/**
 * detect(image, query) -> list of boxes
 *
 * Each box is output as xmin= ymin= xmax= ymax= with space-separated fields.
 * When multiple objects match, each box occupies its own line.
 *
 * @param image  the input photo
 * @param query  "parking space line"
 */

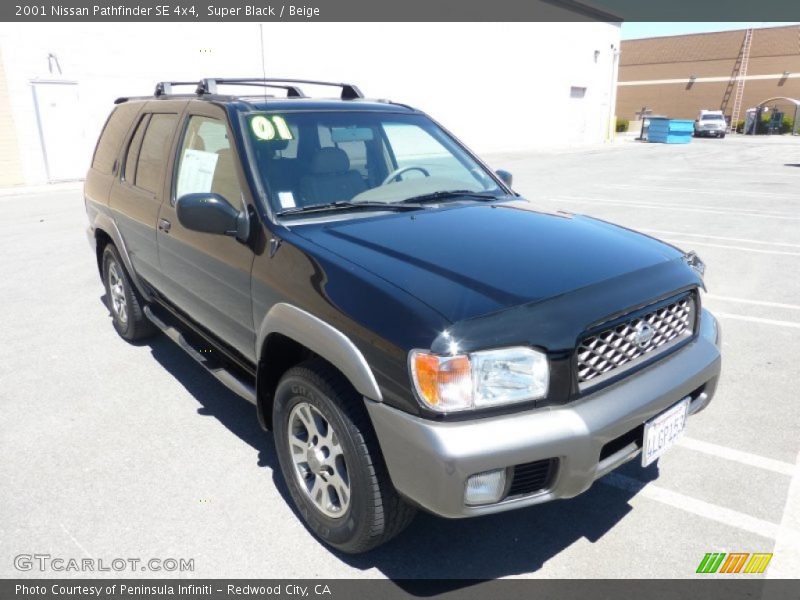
xmin=637 ymin=229 xmax=800 ymax=250
xmin=703 ymin=295 xmax=800 ymax=312
xmin=558 ymin=195 xmax=791 ymax=216
xmin=552 ymin=196 xmax=800 ymax=221
xmin=766 ymin=451 xmax=800 ymax=579
xmin=714 ymin=312 xmax=800 ymax=329
xmin=677 ymin=437 xmax=795 ymax=477
xmin=663 ymin=239 xmax=800 ymax=257
xmin=601 ymin=472 xmax=780 ymax=540
xmin=59 ymin=523 xmax=93 ymax=558
xmin=600 ymin=183 xmax=800 ymax=200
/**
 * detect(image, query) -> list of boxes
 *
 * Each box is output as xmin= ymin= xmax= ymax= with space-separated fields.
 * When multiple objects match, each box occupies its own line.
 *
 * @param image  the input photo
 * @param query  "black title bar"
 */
xmin=4 ymin=0 xmax=800 ymax=22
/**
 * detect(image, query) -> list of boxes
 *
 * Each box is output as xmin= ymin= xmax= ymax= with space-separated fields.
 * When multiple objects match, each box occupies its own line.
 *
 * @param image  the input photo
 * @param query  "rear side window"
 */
xmin=123 ymin=115 xmax=149 ymax=183
xmin=91 ymin=104 xmax=139 ymax=174
xmin=135 ymin=114 xmax=178 ymax=193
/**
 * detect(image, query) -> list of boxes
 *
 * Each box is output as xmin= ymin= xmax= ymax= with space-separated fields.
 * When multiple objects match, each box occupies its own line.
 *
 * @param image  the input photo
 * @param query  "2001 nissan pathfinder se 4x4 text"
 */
xmin=84 ymin=78 xmax=722 ymax=553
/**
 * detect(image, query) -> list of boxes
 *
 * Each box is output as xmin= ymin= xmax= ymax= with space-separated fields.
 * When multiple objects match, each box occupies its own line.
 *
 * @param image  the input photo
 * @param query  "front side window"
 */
xmin=175 ymin=116 xmax=243 ymax=209
xmin=243 ymin=111 xmax=503 ymax=217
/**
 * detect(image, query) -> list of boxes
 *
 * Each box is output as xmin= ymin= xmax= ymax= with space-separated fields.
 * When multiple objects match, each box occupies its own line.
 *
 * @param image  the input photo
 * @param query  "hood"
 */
xmin=293 ymin=201 xmax=685 ymax=323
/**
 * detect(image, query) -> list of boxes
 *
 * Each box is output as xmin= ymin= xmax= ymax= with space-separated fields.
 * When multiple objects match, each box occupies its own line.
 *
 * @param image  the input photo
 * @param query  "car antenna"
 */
xmin=259 ymin=24 xmax=267 ymax=103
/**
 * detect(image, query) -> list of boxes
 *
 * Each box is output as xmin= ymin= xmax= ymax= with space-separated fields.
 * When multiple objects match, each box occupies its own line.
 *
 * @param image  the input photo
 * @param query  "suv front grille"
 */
xmin=577 ymin=294 xmax=695 ymax=388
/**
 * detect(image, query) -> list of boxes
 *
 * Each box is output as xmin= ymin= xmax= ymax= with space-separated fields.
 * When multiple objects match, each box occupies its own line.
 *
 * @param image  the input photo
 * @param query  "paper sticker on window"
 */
xmin=277 ymin=191 xmax=296 ymax=209
xmin=176 ymin=149 xmax=218 ymax=199
xmin=251 ymin=115 xmax=293 ymax=141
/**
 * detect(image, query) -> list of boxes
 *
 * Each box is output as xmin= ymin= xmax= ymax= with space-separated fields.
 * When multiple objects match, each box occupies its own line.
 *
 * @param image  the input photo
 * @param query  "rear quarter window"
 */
xmin=91 ymin=104 xmax=140 ymax=174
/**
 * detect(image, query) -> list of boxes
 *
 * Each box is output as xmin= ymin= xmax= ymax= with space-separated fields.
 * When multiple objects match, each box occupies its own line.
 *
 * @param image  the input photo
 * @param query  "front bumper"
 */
xmin=367 ymin=308 xmax=721 ymax=518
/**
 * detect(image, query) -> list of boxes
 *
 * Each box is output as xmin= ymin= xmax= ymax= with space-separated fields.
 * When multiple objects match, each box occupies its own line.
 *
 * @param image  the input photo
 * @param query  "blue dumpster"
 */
xmin=647 ymin=118 xmax=694 ymax=144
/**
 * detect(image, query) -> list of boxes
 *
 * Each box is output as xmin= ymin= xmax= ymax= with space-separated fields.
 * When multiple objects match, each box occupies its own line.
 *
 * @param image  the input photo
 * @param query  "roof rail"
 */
xmin=154 ymin=81 xmax=198 ymax=97
xmin=196 ymin=78 xmax=364 ymax=100
xmin=154 ymin=78 xmax=364 ymax=100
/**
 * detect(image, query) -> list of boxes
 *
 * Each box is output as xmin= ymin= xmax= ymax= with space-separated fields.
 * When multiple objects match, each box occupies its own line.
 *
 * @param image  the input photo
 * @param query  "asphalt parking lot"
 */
xmin=0 ymin=134 xmax=798 ymax=581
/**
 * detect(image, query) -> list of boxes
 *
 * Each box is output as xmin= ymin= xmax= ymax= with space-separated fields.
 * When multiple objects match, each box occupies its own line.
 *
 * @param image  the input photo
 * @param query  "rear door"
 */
xmin=156 ymin=103 xmax=257 ymax=361
xmin=108 ymin=101 xmax=184 ymax=287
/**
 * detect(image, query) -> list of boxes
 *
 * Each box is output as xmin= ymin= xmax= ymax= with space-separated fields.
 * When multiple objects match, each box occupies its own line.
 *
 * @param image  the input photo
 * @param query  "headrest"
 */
xmin=310 ymin=147 xmax=350 ymax=174
xmin=188 ymin=135 xmax=205 ymax=151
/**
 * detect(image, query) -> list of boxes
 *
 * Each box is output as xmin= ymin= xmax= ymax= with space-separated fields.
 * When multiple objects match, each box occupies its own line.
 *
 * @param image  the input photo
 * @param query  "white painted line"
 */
xmin=677 ymin=437 xmax=795 ymax=477
xmin=601 ymin=472 xmax=781 ymax=540
xmin=704 ymin=294 xmax=800 ymax=312
xmin=714 ymin=312 xmax=800 ymax=329
xmin=766 ymin=450 xmax=800 ymax=579
xmin=558 ymin=195 xmax=791 ymax=216
xmin=552 ymin=196 xmax=800 ymax=221
xmin=619 ymin=72 xmax=800 ymax=87
xmin=60 ymin=523 xmax=93 ymax=558
xmin=638 ymin=229 xmax=800 ymax=250
xmin=662 ymin=239 xmax=800 ymax=257
xmin=641 ymin=174 xmax=800 ymax=185
xmin=601 ymin=183 xmax=800 ymax=201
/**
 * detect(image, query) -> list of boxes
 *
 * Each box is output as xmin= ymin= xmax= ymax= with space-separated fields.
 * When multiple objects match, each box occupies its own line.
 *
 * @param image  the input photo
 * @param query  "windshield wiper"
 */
xmin=398 ymin=190 xmax=500 ymax=204
xmin=276 ymin=200 xmax=420 ymax=217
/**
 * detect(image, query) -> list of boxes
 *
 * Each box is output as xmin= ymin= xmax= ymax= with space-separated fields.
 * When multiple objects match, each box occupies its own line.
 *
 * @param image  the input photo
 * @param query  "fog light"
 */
xmin=464 ymin=468 xmax=507 ymax=506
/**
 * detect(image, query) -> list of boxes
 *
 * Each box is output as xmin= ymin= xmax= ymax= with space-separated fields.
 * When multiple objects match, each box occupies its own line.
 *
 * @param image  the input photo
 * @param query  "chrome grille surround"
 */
xmin=577 ymin=294 xmax=696 ymax=388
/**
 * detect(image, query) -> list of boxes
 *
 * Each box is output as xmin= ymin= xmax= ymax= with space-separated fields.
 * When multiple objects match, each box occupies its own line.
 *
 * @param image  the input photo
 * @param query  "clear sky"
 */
xmin=621 ymin=22 xmax=800 ymax=40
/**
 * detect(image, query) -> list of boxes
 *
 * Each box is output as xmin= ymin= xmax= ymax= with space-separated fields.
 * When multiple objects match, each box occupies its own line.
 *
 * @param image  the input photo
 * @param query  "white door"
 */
xmin=32 ymin=81 xmax=85 ymax=181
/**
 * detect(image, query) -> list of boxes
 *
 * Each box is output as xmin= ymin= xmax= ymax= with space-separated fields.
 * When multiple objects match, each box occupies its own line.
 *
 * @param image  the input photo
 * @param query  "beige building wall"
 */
xmin=0 ymin=47 xmax=24 ymax=187
xmin=616 ymin=25 xmax=800 ymax=121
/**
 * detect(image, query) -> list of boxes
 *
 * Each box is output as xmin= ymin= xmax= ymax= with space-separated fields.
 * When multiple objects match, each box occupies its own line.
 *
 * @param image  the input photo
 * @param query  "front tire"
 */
xmin=273 ymin=359 xmax=415 ymax=553
xmin=102 ymin=244 xmax=155 ymax=342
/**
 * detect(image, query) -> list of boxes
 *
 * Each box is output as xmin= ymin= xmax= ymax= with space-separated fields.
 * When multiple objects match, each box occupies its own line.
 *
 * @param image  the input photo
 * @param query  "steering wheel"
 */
xmin=382 ymin=166 xmax=430 ymax=185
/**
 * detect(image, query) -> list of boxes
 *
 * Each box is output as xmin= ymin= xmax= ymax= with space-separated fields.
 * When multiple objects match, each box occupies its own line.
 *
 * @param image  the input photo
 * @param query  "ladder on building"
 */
xmin=720 ymin=28 xmax=754 ymax=132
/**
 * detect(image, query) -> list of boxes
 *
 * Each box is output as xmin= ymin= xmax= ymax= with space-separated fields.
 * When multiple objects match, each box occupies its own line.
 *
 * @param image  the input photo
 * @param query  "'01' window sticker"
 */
xmin=251 ymin=115 xmax=293 ymax=141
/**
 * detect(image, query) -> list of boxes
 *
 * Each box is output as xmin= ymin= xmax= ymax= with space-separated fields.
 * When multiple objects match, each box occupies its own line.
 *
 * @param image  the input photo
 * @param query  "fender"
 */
xmin=91 ymin=210 xmax=153 ymax=302
xmin=256 ymin=303 xmax=383 ymax=402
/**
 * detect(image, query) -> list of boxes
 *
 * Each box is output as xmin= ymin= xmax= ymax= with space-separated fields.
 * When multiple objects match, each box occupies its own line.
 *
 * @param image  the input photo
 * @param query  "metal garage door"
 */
xmin=32 ymin=80 xmax=85 ymax=182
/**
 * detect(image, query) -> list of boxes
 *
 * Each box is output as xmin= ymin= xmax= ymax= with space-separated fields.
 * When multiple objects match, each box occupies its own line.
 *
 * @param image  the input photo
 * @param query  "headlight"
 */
xmin=684 ymin=251 xmax=705 ymax=278
xmin=409 ymin=347 xmax=549 ymax=413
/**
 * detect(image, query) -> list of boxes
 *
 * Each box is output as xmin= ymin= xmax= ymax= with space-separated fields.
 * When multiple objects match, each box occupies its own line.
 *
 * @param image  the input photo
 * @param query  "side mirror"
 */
xmin=176 ymin=193 xmax=250 ymax=242
xmin=495 ymin=169 xmax=513 ymax=188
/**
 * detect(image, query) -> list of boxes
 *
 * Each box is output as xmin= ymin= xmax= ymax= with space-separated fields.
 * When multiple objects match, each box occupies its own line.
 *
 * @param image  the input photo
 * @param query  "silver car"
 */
xmin=694 ymin=112 xmax=727 ymax=138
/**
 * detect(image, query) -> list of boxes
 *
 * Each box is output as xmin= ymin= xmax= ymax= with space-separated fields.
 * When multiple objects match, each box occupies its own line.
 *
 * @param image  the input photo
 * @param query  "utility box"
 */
xmin=647 ymin=118 xmax=694 ymax=144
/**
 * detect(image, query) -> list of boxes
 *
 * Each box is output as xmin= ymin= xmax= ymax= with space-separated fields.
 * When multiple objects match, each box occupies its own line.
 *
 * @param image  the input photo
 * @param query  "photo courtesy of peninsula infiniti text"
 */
xmin=84 ymin=77 xmax=722 ymax=553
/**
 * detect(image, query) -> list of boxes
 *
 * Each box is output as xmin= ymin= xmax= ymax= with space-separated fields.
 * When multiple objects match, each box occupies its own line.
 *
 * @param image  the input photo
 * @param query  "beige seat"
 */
xmin=299 ymin=147 xmax=366 ymax=205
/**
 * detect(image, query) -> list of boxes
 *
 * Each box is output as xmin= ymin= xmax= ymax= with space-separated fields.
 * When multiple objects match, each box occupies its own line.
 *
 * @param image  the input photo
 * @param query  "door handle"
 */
xmin=158 ymin=218 xmax=171 ymax=233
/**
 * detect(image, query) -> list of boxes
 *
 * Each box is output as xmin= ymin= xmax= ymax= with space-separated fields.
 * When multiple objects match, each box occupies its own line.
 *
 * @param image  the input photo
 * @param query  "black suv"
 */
xmin=85 ymin=78 xmax=722 ymax=553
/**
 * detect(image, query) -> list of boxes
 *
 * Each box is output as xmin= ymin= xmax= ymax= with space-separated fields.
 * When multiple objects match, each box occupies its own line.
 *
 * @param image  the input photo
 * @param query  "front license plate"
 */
xmin=642 ymin=398 xmax=689 ymax=467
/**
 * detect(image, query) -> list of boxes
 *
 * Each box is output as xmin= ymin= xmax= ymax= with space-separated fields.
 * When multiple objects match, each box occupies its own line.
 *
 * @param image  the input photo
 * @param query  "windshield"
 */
xmin=242 ymin=111 xmax=504 ymax=216
xmin=701 ymin=114 xmax=725 ymax=121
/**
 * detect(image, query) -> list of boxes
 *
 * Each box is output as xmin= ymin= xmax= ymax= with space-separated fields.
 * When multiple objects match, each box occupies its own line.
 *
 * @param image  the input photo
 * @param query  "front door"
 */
xmin=156 ymin=105 xmax=256 ymax=361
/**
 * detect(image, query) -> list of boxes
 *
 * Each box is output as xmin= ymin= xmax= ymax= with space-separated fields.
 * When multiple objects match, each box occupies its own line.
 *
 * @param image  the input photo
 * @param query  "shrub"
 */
xmin=735 ymin=115 xmax=794 ymax=134
xmin=616 ymin=118 xmax=630 ymax=133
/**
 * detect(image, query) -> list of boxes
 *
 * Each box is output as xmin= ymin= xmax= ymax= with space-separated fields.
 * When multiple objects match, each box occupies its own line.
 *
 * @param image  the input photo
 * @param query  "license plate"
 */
xmin=642 ymin=398 xmax=689 ymax=467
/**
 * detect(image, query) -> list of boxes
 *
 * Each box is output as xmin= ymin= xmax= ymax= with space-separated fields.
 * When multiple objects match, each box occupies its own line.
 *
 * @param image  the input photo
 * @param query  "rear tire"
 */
xmin=101 ymin=244 xmax=155 ymax=342
xmin=273 ymin=359 xmax=416 ymax=553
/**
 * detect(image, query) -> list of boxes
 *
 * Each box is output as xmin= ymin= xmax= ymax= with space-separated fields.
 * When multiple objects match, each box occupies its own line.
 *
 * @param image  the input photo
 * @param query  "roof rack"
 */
xmin=153 ymin=78 xmax=364 ymax=100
